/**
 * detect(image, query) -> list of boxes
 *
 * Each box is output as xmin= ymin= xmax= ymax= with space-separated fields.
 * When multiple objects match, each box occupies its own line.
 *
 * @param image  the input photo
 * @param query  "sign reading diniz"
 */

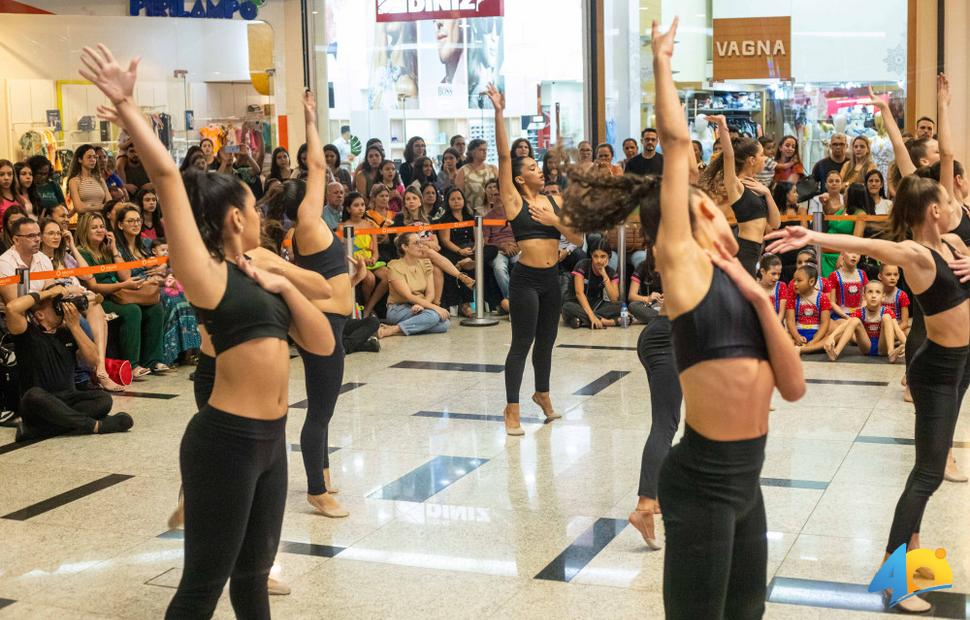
xmin=712 ymin=16 xmax=791 ymax=81
xmin=376 ymin=0 xmax=503 ymax=22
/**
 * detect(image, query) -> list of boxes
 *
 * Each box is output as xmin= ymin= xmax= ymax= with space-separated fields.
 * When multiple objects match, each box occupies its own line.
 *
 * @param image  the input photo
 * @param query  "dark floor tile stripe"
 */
xmin=760 ymin=478 xmax=829 ymax=490
xmin=0 ymin=599 xmax=14 ymax=610
xmin=573 ymin=371 xmax=630 ymax=396
xmin=558 ymin=344 xmax=637 ymax=352
xmin=290 ymin=383 xmax=366 ymax=409
xmin=2 ymin=473 xmax=134 ymax=521
xmin=0 ymin=438 xmax=43 ymax=455
xmin=158 ymin=530 xmax=346 ymax=558
xmin=367 ymin=455 xmax=488 ymax=502
xmin=767 ymin=576 xmax=968 ymax=618
xmin=534 ymin=517 xmax=628 ymax=582
xmin=288 ymin=443 xmax=340 ymax=454
xmin=413 ymin=410 xmax=546 ymax=424
xmin=805 ymin=378 xmax=888 ymax=386
xmin=391 ymin=360 xmax=504 ymax=373
xmin=116 ymin=391 xmax=179 ymax=400
xmin=857 ymin=435 xmax=970 ymax=449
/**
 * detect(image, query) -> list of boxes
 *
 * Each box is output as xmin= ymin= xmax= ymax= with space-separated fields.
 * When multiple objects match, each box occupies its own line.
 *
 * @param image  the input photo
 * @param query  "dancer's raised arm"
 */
xmin=936 ymin=74 xmax=955 ymax=199
xmin=79 ymin=44 xmax=223 ymax=308
xmin=297 ymin=90 xmax=329 ymax=231
xmin=864 ymin=86 xmax=916 ymax=177
xmin=487 ymin=85 xmax=521 ymax=217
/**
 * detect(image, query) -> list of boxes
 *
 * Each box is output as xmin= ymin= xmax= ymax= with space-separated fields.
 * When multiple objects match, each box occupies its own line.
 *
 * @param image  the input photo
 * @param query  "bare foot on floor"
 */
xmin=824 ymin=340 xmax=837 ymax=362
xmin=628 ymin=510 xmax=662 ymax=550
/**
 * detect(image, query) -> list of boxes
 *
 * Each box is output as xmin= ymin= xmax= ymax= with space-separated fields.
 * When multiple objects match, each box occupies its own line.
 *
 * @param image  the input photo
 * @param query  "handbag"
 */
xmin=795 ymin=176 xmax=821 ymax=202
xmin=112 ymin=280 xmax=161 ymax=306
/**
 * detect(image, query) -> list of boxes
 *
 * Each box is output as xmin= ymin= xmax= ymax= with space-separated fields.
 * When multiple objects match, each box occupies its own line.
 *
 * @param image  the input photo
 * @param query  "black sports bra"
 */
xmin=511 ymin=194 xmax=561 ymax=242
xmin=671 ymin=266 xmax=768 ymax=373
xmin=731 ymin=188 xmax=767 ymax=224
xmin=292 ymin=234 xmax=348 ymax=279
xmin=949 ymin=207 xmax=970 ymax=246
xmin=913 ymin=241 xmax=968 ymax=316
xmin=193 ymin=261 xmax=291 ymax=355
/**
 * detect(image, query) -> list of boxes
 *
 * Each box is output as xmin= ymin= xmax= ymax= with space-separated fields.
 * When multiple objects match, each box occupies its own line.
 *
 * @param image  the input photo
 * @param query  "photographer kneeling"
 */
xmin=7 ymin=284 xmax=133 ymax=442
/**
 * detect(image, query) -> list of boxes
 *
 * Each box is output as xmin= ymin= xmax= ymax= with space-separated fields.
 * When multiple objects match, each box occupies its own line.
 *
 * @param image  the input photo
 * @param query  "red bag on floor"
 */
xmin=105 ymin=358 xmax=133 ymax=386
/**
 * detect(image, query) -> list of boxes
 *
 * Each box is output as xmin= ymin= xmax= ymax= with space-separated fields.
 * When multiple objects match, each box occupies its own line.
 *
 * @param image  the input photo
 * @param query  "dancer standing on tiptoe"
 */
xmin=80 ymin=44 xmax=334 ymax=619
xmin=485 ymin=84 xmax=583 ymax=436
xmin=767 ymin=74 xmax=969 ymax=616
xmin=562 ymin=19 xmax=804 ymax=618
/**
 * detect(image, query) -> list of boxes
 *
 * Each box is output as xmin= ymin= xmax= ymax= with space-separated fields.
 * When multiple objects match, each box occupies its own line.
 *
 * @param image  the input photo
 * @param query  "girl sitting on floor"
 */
xmin=756 ymin=253 xmax=786 ymax=323
xmin=786 ymin=263 xmax=831 ymax=354
xmin=562 ymin=238 xmax=622 ymax=329
xmin=878 ymin=263 xmax=911 ymax=334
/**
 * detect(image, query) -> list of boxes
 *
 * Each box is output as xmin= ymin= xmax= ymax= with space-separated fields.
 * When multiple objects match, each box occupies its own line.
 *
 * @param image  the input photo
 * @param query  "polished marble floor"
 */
xmin=1 ymin=321 xmax=969 ymax=619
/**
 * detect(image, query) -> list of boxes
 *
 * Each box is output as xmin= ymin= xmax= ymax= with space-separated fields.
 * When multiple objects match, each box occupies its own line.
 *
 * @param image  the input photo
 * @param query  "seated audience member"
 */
xmin=756 ymin=253 xmax=787 ymax=322
xmin=324 ymin=144 xmax=353 ymax=191
xmin=341 ymin=192 xmax=388 ymax=318
xmin=7 ymin=284 xmax=132 ymax=442
xmin=483 ymin=179 xmax=516 ymax=313
xmin=562 ymin=239 xmax=621 ymax=329
xmin=14 ymin=162 xmax=39 ymax=216
xmin=367 ymin=184 xmax=397 ymax=264
xmin=543 ymin=184 xmax=585 ymax=272
xmin=0 ymin=160 xmax=18 ymax=218
xmin=115 ymin=204 xmax=199 ymax=366
xmin=421 ymin=181 xmax=443 ymax=221
xmin=375 ymin=159 xmax=405 ymax=213
xmin=96 ymin=147 xmax=127 ymax=202
xmin=826 ymin=280 xmax=905 ymax=362
xmin=436 ymin=187 xmax=476 ymax=318
xmin=323 ymin=181 xmax=345 ymax=232
xmin=178 ymin=146 xmax=208 ymax=174
xmin=28 ymin=155 xmax=66 ymax=216
xmin=787 ymin=263 xmax=832 ymax=354
xmin=137 ymin=190 xmax=164 ymax=242
xmin=408 ymin=156 xmax=438 ymax=192
xmin=0 ymin=205 xmax=29 ymax=253
xmin=76 ymin=212 xmax=168 ymax=378
xmin=378 ymin=232 xmax=450 ymax=338
xmin=67 ymin=145 xmax=110 ymax=216
xmin=0 ymin=219 xmax=52 ymax=294
xmin=878 ymin=263 xmax=910 ymax=334
xmin=33 ymin=218 xmax=124 ymax=392
xmin=628 ymin=246 xmax=662 ymax=325
xmin=436 ymin=148 xmax=461 ymax=195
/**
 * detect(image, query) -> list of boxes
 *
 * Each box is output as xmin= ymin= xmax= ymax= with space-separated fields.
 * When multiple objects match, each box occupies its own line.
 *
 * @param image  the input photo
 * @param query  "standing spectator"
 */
xmin=811 ymin=133 xmax=849 ymax=187
xmin=542 ymin=150 xmax=568 ymax=191
xmin=399 ymin=136 xmax=428 ymax=187
xmin=6 ymin=285 xmax=132 ymax=442
xmin=436 ymin=148 xmax=461 ymax=194
xmin=624 ymin=128 xmax=664 ymax=177
xmin=215 ymin=144 xmax=263 ymax=201
xmin=28 ymin=155 xmax=66 ymax=216
xmin=773 ymin=135 xmax=805 ymax=184
xmin=76 ymin=212 xmax=167 ymax=378
xmin=455 ymin=139 xmax=497 ymax=215
xmin=354 ymin=145 xmax=384 ymax=200
xmin=840 ymin=136 xmax=877 ymax=186
xmin=692 ymin=140 xmax=707 ymax=172
xmin=179 ymin=146 xmax=207 ymax=174
xmin=573 ymin=141 xmax=595 ymax=175
xmin=620 ymin=138 xmax=639 ymax=171
xmin=13 ymin=162 xmax=39 ymax=216
xmin=595 ymin=143 xmax=623 ymax=176
xmin=332 ymin=125 xmax=356 ymax=168
xmin=511 ymin=138 xmax=534 ymax=160
xmin=0 ymin=160 xmax=19 ymax=219
xmin=755 ymin=136 xmax=776 ymax=187
xmin=449 ymin=135 xmax=466 ymax=166
xmin=199 ymin=137 xmax=216 ymax=168
xmin=324 ymin=145 xmax=353 ymax=191
xmin=118 ymin=143 xmax=153 ymax=196
xmin=378 ymin=232 xmax=451 ymax=338
xmin=915 ymin=116 xmax=936 ymax=140
xmin=137 ymin=190 xmax=165 ymax=242
xmin=66 ymin=145 xmax=110 ymax=216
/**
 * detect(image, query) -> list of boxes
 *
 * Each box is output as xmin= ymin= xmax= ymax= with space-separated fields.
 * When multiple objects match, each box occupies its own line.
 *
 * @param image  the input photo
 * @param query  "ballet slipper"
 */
xmin=503 ymin=404 xmax=524 ymax=436
xmin=628 ymin=510 xmax=662 ymax=550
xmin=889 ymin=344 xmax=905 ymax=364
xmin=532 ymin=392 xmax=561 ymax=421
xmin=945 ymin=454 xmax=968 ymax=483
xmin=884 ymin=590 xmax=932 ymax=613
xmin=307 ymin=493 xmax=349 ymax=518
xmin=323 ymin=468 xmax=338 ymax=494
xmin=824 ymin=340 xmax=838 ymax=362
xmin=167 ymin=489 xmax=185 ymax=529
xmin=267 ymin=576 xmax=291 ymax=596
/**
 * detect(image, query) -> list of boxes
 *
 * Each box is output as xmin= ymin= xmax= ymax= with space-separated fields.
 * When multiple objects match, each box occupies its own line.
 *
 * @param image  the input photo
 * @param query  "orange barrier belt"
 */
xmin=283 ymin=219 xmax=512 ymax=248
xmin=0 ymin=256 xmax=169 ymax=287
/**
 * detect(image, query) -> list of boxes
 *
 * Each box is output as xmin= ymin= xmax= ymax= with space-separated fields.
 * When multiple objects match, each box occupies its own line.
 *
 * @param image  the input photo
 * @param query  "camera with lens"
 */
xmin=53 ymin=294 xmax=89 ymax=316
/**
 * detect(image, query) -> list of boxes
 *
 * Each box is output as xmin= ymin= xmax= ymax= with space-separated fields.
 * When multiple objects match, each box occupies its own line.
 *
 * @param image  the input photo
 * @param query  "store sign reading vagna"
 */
xmin=712 ymin=16 xmax=791 ymax=81
xmin=376 ymin=0 xmax=504 ymax=23
xmin=130 ymin=0 xmax=262 ymax=20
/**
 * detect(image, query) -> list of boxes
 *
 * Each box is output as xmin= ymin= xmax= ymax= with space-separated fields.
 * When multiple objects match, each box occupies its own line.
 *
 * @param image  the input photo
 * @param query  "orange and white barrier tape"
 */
xmin=0 ymin=256 xmax=169 ymax=287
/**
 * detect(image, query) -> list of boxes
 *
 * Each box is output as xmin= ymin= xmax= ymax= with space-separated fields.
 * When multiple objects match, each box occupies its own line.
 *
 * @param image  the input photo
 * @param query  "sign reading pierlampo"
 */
xmin=376 ymin=0 xmax=503 ymax=23
xmin=712 ymin=16 xmax=791 ymax=81
xmin=130 ymin=0 xmax=263 ymax=20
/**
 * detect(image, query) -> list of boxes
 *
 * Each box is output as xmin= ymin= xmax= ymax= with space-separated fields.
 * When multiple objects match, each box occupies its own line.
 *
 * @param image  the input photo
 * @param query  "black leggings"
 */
xmin=736 ymin=238 xmax=763 ymax=277
xmin=658 ymin=425 xmax=767 ymax=620
xmin=193 ymin=352 xmax=215 ymax=409
xmin=167 ymin=406 xmax=287 ymax=620
xmin=19 ymin=387 xmax=112 ymax=439
xmin=888 ymin=339 xmax=970 ymax=552
xmin=636 ymin=318 xmax=682 ymax=499
xmin=505 ymin=263 xmax=561 ymax=403
xmin=299 ymin=313 xmax=347 ymax=495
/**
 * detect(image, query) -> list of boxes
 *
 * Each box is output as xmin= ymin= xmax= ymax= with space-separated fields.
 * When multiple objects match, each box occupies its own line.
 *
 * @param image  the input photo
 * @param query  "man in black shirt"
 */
xmin=7 ymin=285 xmax=132 ymax=442
xmin=810 ymin=133 xmax=848 ymax=186
xmin=122 ymin=144 xmax=153 ymax=196
xmin=624 ymin=128 xmax=664 ymax=177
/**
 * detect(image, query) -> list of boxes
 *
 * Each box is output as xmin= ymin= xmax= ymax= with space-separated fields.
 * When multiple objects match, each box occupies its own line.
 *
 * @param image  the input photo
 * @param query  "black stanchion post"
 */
xmin=461 ymin=215 xmax=498 ymax=327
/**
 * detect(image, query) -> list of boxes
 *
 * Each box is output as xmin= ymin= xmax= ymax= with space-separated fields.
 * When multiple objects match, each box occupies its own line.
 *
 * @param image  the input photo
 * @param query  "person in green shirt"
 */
xmin=27 ymin=156 xmax=66 ymax=217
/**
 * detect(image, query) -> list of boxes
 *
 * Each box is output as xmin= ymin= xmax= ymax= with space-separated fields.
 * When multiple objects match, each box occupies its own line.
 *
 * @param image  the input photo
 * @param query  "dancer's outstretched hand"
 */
xmin=706 ymin=239 xmax=766 ymax=304
xmin=79 ymin=44 xmax=140 ymax=105
xmin=303 ymin=89 xmax=317 ymax=124
xmin=948 ymin=249 xmax=970 ymax=282
xmin=764 ymin=226 xmax=813 ymax=255
xmin=485 ymin=84 xmax=504 ymax=111
xmin=651 ymin=17 xmax=679 ymax=59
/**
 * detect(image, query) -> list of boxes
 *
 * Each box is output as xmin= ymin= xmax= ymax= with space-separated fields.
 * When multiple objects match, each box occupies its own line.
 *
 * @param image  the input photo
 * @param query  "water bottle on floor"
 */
xmin=619 ymin=303 xmax=630 ymax=328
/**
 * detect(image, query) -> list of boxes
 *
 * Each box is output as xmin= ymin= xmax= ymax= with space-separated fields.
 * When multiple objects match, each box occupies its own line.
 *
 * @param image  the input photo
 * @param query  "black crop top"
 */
xmin=671 ymin=266 xmax=769 ymax=373
xmin=949 ymin=207 xmax=970 ymax=246
xmin=511 ymin=195 xmax=562 ymax=242
xmin=292 ymin=235 xmax=348 ymax=279
xmin=193 ymin=261 xmax=291 ymax=355
xmin=913 ymin=241 xmax=968 ymax=316
xmin=731 ymin=188 xmax=767 ymax=224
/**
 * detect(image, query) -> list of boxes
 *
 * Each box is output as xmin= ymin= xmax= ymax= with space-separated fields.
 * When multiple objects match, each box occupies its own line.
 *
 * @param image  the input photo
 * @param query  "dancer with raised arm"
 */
xmin=79 ymin=45 xmax=334 ymax=619
xmin=485 ymin=85 xmax=583 ymax=435
xmin=767 ymin=76 xmax=968 ymax=614
xmin=562 ymin=19 xmax=804 ymax=618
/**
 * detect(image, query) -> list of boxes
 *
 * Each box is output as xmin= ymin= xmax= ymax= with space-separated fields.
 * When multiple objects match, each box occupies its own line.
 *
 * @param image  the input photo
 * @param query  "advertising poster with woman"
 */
xmin=417 ymin=18 xmax=468 ymax=112
xmin=369 ymin=20 xmax=419 ymax=110
xmin=467 ymin=16 xmax=503 ymax=109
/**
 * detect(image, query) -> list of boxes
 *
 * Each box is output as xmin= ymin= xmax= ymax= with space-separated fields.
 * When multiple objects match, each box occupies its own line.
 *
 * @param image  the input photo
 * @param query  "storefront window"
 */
xmin=318 ymin=0 xmax=585 ymax=166
xmin=605 ymin=0 xmax=909 ymax=176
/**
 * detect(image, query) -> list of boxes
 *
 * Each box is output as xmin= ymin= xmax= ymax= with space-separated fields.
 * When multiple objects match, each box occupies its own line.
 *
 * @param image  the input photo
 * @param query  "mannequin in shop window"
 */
xmin=773 ymin=135 xmax=805 ymax=184
xmin=66 ymin=145 xmax=110 ymax=216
